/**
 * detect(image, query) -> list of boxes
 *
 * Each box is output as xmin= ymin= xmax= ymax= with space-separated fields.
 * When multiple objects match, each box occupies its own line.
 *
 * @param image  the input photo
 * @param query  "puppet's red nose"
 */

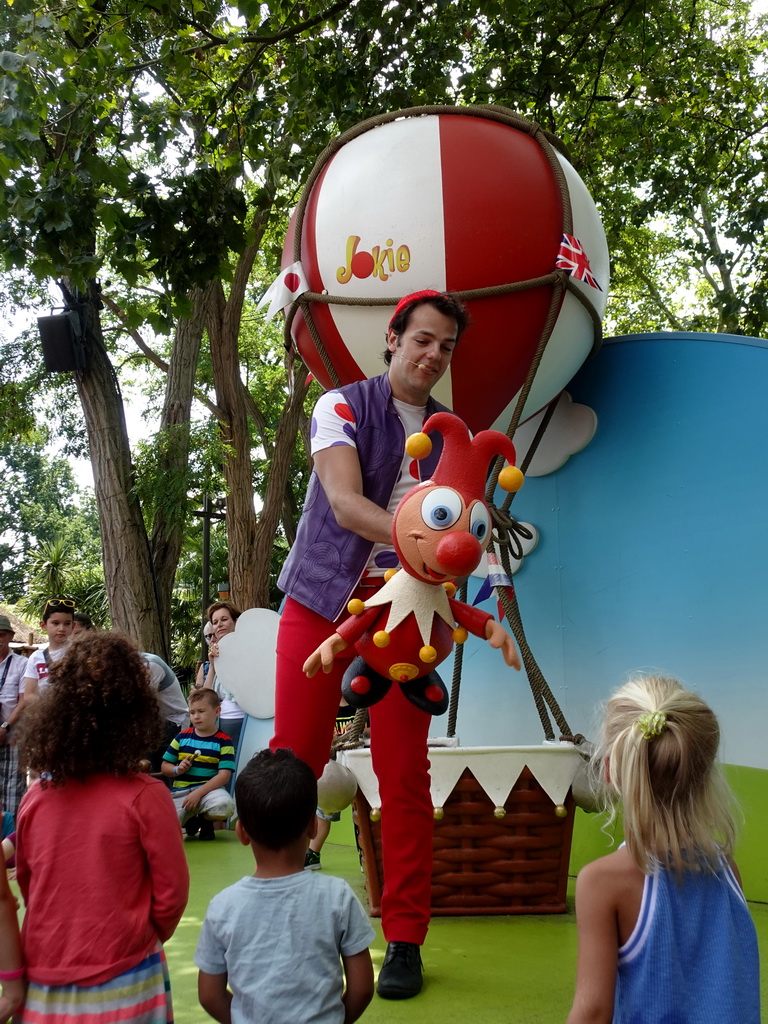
xmin=435 ymin=532 xmax=483 ymax=578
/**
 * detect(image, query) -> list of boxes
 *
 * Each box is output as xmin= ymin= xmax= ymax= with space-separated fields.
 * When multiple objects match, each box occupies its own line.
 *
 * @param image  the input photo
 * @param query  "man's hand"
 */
xmin=484 ymin=620 xmax=521 ymax=670
xmin=303 ymin=634 xmax=349 ymax=677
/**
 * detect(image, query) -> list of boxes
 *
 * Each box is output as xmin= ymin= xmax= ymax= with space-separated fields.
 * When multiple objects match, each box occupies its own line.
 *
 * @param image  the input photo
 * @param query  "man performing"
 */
xmin=272 ymin=290 xmax=470 ymax=1000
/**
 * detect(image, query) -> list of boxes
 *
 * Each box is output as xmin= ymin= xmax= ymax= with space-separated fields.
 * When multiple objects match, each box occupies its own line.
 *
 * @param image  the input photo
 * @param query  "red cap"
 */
xmin=389 ymin=289 xmax=442 ymax=328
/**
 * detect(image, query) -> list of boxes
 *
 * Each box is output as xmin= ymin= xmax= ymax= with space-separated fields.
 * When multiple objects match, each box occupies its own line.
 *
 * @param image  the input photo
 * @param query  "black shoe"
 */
xmin=199 ymin=818 xmax=215 ymax=841
xmin=304 ymin=850 xmax=322 ymax=870
xmin=184 ymin=815 xmax=202 ymax=838
xmin=376 ymin=941 xmax=423 ymax=999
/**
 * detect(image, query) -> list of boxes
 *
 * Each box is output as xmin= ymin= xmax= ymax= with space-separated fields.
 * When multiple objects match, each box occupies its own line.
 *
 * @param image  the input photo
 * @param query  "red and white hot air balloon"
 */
xmin=275 ymin=107 xmax=609 ymax=435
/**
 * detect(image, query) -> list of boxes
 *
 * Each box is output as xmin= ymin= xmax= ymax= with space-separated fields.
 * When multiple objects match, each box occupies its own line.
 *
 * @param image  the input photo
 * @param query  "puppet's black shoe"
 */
xmin=342 ymin=657 xmax=392 ymax=708
xmin=377 ymin=942 xmax=423 ymax=999
xmin=401 ymin=671 xmax=449 ymax=715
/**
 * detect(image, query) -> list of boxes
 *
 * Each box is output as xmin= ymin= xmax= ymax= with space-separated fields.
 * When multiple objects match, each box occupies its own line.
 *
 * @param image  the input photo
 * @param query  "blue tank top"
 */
xmin=614 ymin=858 xmax=760 ymax=1023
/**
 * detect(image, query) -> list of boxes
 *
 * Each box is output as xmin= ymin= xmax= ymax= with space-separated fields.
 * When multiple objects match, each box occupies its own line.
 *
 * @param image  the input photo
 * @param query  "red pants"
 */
xmin=271 ymin=595 xmax=433 ymax=945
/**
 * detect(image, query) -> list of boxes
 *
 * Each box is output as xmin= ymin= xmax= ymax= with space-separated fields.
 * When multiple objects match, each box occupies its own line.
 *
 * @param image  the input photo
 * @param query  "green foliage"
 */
xmin=16 ymin=536 xmax=109 ymax=626
xmin=3 ymin=0 xmax=768 ymax=334
xmin=431 ymin=0 xmax=768 ymax=334
xmin=0 ymin=323 xmax=89 ymax=455
xmin=0 ymin=434 xmax=101 ymax=601
xmin=168 ymin=523 xmax=229 ymax=671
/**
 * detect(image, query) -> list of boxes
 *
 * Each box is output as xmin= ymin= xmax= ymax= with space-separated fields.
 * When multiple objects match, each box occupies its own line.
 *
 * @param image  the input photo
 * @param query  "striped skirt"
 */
xmin=17 ymin=945 xmax=173 ymax=1024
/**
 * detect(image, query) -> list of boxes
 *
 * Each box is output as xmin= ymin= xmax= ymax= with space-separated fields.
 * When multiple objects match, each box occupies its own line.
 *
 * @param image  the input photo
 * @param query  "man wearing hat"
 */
xmin=272 ymin=291 xmax=467 ymax=1000
xmin=0 ymin=616 xmax=28 ymax=818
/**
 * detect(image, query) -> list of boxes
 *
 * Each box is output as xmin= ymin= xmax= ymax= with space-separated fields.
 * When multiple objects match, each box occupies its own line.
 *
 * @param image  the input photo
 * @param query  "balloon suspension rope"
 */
xmin=331 ymin=709 xmax=369 ymax=753
xmin=448 ymin=275 xmax=577 ymax=742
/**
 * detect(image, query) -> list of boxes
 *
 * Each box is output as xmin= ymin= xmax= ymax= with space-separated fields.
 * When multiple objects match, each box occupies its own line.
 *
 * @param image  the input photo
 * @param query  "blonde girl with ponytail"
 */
xmin=566 ymin=675 xmax=759 ymax=1024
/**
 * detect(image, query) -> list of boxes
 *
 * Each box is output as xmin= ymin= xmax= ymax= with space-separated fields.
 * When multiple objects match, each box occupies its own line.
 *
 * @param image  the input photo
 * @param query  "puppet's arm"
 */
xmin=303 ymin=606 xmax=381 ymax=677
xmin=484 ymin=619 xmax=521 ymax=669
xmin=449 ymin=598 xmax=521 ymax=670
xmin=304 ymin=634 xmax=348 ymax=677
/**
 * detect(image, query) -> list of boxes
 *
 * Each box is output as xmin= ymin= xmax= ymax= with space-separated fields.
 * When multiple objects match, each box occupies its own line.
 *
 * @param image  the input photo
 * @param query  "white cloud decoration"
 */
xmin=214 ymin=607 xmax=281 ymax=720
xmin=512 ymin=391 xmax=597 ymax=477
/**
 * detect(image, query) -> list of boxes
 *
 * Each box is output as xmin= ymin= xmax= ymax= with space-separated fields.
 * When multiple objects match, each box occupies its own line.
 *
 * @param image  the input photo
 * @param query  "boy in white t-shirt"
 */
xmin=21 ymin=598 xmax=75 ymax=703
xmin=195 ymin=748 xmax=374 ymax=1024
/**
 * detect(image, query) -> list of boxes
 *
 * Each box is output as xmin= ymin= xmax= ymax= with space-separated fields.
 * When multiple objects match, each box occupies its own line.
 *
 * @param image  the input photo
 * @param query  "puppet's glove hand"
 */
xmin=484 ymin=620 xmax=521 ymax=670
xmin=303 ymin=633 xmax=349 ymax=677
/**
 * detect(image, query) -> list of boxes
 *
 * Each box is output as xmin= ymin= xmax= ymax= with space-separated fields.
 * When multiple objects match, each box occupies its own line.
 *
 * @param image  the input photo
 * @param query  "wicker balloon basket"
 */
xmin=344 ymin=746 xmax=580 ymax=917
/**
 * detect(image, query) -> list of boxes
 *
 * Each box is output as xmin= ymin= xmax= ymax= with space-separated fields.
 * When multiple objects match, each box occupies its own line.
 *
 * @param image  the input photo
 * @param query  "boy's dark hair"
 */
xmin=73 ymin=612 xmax=94 ymax=630
xmin=235 ymin=748 xmax=317 ymax=851
xmin=188 ymin=687 xmax=221 ymax=711
xmin=383 ymin=292 xmax=470 ymax=366
xmin=41 ymin=597 xmax=76 ymax=623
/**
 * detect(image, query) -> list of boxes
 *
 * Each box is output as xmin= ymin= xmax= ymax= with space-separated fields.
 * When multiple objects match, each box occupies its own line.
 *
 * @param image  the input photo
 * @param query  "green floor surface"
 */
xmin=168 ymin=814 xmax=768 ymax=1023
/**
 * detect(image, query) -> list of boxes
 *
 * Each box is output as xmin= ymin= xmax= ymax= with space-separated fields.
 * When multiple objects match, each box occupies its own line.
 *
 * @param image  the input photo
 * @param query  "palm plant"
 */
xmin=18 ymin=537 xmax=109 ymax=626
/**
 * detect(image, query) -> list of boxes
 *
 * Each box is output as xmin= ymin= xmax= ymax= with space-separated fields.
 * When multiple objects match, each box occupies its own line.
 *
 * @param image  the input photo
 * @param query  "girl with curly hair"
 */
xmin=14 ymin=631 xmax=189 ymax=1024
xmin=566 ymin=675 xmax=760 ymax=1024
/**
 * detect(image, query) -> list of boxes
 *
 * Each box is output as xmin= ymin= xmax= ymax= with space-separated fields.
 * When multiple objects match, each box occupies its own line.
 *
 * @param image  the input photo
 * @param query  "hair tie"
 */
xmin=636 ymin=710 xmax=667 ymax=740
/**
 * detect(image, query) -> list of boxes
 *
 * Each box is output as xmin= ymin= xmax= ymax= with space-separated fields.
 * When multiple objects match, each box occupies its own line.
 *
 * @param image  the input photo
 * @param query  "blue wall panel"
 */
xmin=438 ymin=334 xmax=768 ymax=770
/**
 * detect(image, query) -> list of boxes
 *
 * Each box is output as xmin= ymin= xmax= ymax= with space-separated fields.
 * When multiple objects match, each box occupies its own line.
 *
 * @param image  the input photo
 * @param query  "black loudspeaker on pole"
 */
xmin=38 ymin=308 xmax=88 ymax=372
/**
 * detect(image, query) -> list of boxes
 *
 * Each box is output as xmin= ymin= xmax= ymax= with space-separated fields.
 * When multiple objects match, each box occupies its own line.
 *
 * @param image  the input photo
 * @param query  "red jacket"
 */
xmin=17 ymin=773 xmax=189 ymax=986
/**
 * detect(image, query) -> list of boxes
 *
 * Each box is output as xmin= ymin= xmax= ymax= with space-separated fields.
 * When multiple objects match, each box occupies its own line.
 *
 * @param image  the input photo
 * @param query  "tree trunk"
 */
xmin=70 ymin=280 xmax=164 ymax=654
xmin=204 ymin=190 xmax=313 ymax=611
xmin=207 ymin=273 xmax=260 ymax=610
xmin=149 ymin=283 xmax=212 ymax=644
xmin=252 ymin=369 xmax=311 ymax=607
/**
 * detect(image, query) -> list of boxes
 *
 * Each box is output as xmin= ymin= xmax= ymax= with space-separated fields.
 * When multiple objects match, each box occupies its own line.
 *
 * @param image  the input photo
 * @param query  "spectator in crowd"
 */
xmin=15 ymin=630 xmax=189 ymax=1023
xmin=0 ymin=616 xmax=27 ymax=819
xmin=22 ymin=598 xmax=75 ymax=701
xmin=196 ymin=748 xmax=374 ymax=1024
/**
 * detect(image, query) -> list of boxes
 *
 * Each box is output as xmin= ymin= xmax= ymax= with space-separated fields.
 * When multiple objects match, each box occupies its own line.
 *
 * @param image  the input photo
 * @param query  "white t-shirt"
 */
xmin=143 ymin=654 xmax=189 ymax=728
xmin=195 ymin=871 xmax=374 ymax=1024
xmin=310 ymin=389 xmax=428 ymax=575
xmin=23 ymin=646 xmax=67 ymax=694
xmin=0 ymin=652 xmax=27 ymax=722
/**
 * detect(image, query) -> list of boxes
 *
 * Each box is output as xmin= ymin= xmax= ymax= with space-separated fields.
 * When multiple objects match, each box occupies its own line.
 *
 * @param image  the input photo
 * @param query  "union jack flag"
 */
xmin=555 ymin=234 xmax=602 ymax=291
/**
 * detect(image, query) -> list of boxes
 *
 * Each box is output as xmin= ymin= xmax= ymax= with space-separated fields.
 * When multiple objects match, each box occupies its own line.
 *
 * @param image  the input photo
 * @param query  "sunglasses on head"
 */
xmin=44 ymin=599 xmax=76 ymax=612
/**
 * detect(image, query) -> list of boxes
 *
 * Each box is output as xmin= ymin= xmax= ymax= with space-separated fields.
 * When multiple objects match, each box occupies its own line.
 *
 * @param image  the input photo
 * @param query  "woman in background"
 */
xmin=197 ymin=601 xmax=246 ymax=755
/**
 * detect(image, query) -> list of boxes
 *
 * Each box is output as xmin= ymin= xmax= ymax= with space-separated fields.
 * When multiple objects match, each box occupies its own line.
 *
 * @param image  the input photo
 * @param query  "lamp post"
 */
xmin=192 ymin=495 xmax=226 ymax=661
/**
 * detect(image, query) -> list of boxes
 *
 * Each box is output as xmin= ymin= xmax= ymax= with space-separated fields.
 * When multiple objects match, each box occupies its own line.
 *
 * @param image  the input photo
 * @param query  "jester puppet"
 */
xmin=304 ymin=412 xmax=524 ymax=707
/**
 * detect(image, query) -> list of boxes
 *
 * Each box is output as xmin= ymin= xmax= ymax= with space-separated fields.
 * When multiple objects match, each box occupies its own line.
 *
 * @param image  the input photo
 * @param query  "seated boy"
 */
xmin=195 ymin=748 xmax=375 ymax=1024
xmin=162 ymin=688 xmax=235 ymax=840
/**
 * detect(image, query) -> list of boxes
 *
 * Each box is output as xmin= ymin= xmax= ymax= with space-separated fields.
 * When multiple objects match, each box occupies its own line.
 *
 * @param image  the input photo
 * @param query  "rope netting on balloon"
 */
xmin=283 ymin=105 xmax=598 ymax=750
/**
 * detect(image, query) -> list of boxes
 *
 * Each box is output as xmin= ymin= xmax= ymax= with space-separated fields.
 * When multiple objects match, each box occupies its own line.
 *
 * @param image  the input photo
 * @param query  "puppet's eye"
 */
xmin=421 ymin=488 xmax=462 ymax=530
xmin=469 ymin=502 xmax=490 ymax=542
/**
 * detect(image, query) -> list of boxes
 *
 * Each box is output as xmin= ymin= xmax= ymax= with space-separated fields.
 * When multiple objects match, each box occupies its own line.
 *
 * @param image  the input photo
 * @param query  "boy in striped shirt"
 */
xmin=162 ymin=688 xmax=235 ymax=840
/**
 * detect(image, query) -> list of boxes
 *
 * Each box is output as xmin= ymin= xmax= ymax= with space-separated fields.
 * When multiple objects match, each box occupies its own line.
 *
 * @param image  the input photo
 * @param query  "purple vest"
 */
xmin=278 ymin=373 xmax=448 ymax=621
